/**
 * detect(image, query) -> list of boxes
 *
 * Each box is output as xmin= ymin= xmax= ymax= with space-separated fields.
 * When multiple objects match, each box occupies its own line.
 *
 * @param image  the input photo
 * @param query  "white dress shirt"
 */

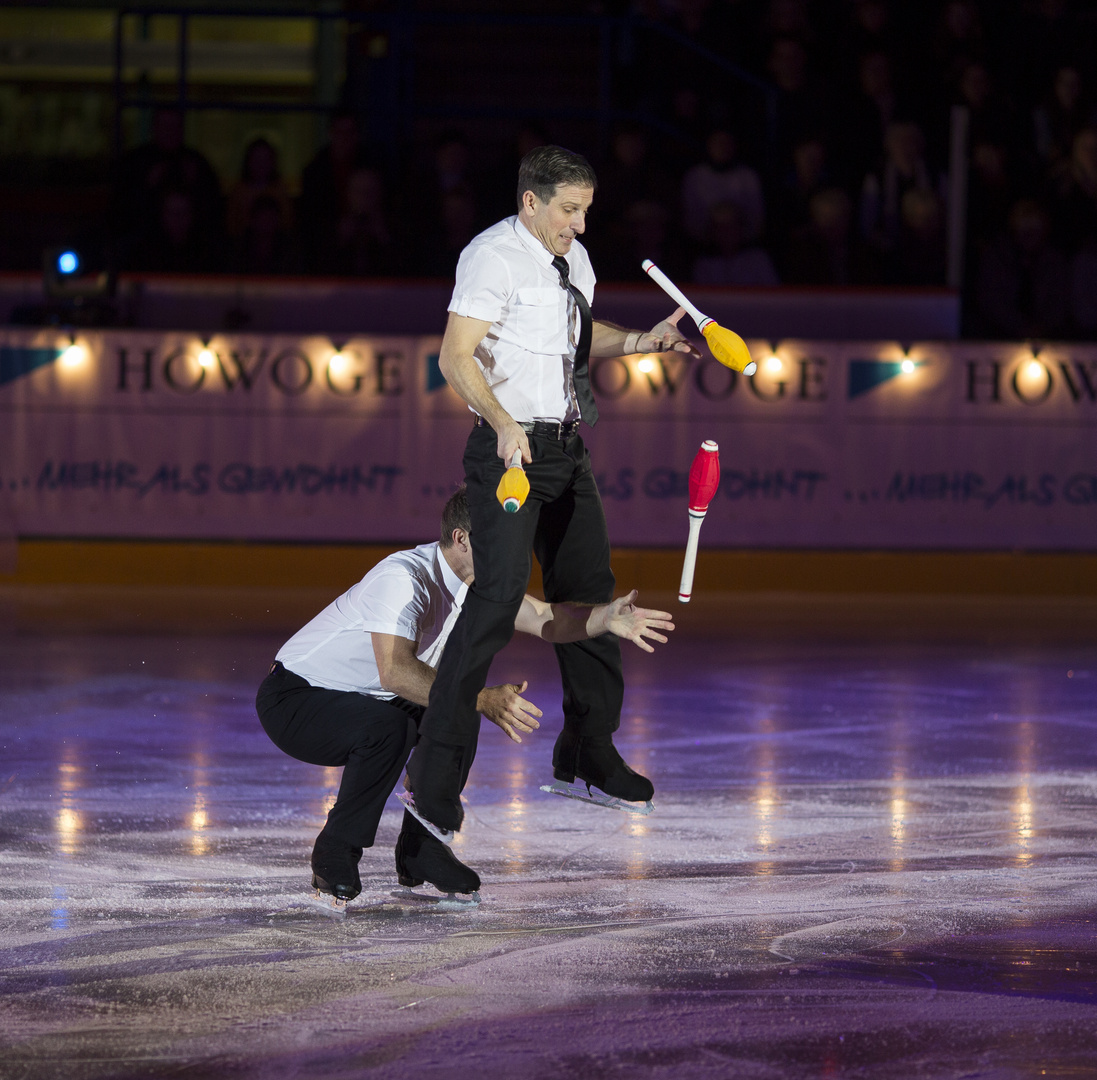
xmin=448 ymin=215 xmax=596 ymax=423
xmin=276 ymin=542 xmax=467 ymax=697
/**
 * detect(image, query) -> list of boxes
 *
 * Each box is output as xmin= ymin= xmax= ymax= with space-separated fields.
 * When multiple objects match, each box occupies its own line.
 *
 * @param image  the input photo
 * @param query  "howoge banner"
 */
xmin=0 ymin=329 xmax=1094 ymax=549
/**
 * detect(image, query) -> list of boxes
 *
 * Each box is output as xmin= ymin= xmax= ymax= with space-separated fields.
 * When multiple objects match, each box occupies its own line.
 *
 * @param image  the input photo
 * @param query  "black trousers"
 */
xmin=420 ymin=424 xmax=623 ymax=747
xmin=256 ymin=662 xmax=421 ymax=849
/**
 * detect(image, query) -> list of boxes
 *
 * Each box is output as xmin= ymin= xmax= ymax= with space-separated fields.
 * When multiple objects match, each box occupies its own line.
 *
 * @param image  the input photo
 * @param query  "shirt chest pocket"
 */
xmin=510 ymin=287 xmax=570 ymax=354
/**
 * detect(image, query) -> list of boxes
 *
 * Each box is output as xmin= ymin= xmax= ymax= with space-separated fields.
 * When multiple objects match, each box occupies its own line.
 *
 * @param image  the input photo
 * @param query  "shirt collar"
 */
xmin=435 ymin=542 xmax=466 ymax=600
xmin=512 ymin=214 xmax=560 ymax=269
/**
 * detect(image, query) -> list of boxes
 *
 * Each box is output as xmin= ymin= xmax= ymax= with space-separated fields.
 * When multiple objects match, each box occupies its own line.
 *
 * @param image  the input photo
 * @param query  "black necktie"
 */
xmin=552 ymin=255 xmax=599 ymax=426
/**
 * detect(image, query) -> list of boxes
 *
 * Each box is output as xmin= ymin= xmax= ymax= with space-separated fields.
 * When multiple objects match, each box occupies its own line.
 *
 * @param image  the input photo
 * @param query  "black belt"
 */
xmin=474 ymin=416 xmax=580 ymax=440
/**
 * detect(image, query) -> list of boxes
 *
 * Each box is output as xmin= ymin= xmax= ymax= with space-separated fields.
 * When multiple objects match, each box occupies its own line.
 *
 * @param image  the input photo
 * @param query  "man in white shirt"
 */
xmin=256 ymin=486 xmax=673 ymax=903
xmin=406 ymin=145 xmax=698 ymax=845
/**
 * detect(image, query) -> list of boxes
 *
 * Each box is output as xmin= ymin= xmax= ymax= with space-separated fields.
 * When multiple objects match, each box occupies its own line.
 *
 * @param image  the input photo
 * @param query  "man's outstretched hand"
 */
xmin=640 ymin=307 xmax=702 ymax=357
xmin=593 ymin=590 xmax=675 ymax=653
xmin=478 ymin=680 xmax=543 ymax=743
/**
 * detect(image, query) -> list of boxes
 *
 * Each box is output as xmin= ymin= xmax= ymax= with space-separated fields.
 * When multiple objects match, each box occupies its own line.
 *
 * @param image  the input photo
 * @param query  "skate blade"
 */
xmin=396 ymin=790 xmax=454 ymax=845
xmin=540 ymin=779 xmax=654 ymax=816
xmin=392 ymin=886 xmax=481 ymax=909
xmin=303 ymin=890 xmax=348 ymax=917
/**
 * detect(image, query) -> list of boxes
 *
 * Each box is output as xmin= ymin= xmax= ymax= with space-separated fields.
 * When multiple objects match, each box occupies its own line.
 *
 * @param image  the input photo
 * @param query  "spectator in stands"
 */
xmin=414 ymin=130 xmax=488 ymax=275
xmin=843 ymin=50 xmax=899 ymax=183
xmin=783 ymin=187 xmax=857 ymax=285
xmin=1000 ymin=0 xmax=1089 ymax=109
xmin=591 ymin=124 xmax=675 ymax=275
xmin=599 ymin=124 xmax=674 ymax=212
xmin=110 ymin=107 xmax=223 ymax=263
xmin=956 ymin=61 xmax=1016 ymax=153
xmin=691 ymin=200 xmax=780 ymax=286
xmin=127 ymin=187 xmax=221 ymax=274
xmin=773 ymin=133 xmax=833 ymax=263
xmin=859 ymin=120 xmax=939 ymax=260
xmin=1072 ymin=235 xmax=1097 ymax=336
xmin=332 ymin=166 xmax=397 ymax=278
xmin=967 ymin=139 xmax=1018 ymax=256
xmin=759 ymin=0 xmax=815 ymax=52
xmin=767 ymin=36 xmax=830 ymax=174
xmin=681 ymin=127 xmax=766 ymax=253
xmin=842 ymin=0 xmax=897 ymax=64
xmin=299 ymin=109 xmax=373 ymax=272
xmin=490 ymin=122 xmax=552 ymax=209
xmin=888 ymin=188 xmax=946 ymax=286
xmin=1047 ymin=127 xmax=1097 ymax=255
xmin=418 ymin=185 xmax=482 ymax=279
xmin=225 ymin=137 xmax=293 ymax=243
xmin=932 ymin=0 xmax=985 ymax=87
xmin=665 ymin=81 xmax=709 ymax=148
xmin=1032 ymin=65 xmax=1092 ymax=173
xmin=973 ymin=198 xmax=1070 ymax=339
xmin=423 ymin=130 xmax=479 ymax=206
xmin=230 ymin=193 xmax=297 ymax=276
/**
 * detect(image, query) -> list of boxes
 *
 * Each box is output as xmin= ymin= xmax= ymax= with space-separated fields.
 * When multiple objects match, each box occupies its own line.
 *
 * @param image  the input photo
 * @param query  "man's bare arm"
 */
xmin=438 ymin=311 xmax=531 ymax=464
xmin=372 ymin=632 xmax=541 ymax=743
xmin=514 ymin=590 xmax=675 ymax=653
xmin=372 ymin=632 xmax=436 ymax=706
xmin=590 ymin=307 xmax=702 ymax=359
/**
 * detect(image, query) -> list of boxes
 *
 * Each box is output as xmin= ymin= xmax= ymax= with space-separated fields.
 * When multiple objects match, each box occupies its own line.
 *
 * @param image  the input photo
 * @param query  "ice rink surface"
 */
xmin=2 ymin=586 xmax=1096 ymax=1079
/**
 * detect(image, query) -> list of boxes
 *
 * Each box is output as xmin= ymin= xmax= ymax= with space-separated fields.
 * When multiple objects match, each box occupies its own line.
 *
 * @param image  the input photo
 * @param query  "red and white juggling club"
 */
xmin=679 ymin=440 xmax=720 ymax=604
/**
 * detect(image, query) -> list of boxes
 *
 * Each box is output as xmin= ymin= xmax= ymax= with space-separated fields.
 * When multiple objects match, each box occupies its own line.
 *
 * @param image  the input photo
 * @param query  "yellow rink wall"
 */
xmin=2 ymin=540 xmax=1096 ymax=596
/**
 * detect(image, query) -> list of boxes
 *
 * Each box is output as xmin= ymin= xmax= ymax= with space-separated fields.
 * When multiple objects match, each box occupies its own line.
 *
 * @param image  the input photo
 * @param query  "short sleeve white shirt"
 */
xmin=275 ymin=542 xmax=467 ymax=697
xmin=448 ymin=215 xmax=596 ymax=423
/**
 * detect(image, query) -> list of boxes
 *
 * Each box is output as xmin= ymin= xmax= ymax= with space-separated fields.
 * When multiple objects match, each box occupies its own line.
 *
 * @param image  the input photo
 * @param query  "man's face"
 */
xmin=521 ymin=183 xmax=593 ymax=257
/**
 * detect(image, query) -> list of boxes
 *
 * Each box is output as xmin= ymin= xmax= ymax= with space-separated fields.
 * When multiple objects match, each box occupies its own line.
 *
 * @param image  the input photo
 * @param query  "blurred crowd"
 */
xmin=105 ymin=0 xmax=1097 ymax=339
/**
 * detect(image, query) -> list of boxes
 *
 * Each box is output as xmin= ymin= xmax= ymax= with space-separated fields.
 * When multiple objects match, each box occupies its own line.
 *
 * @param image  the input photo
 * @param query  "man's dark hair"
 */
xmin=516 ymin=145 xmax=597 ymax=210
xmin=440 ymin=484 xmax=471 ymax=547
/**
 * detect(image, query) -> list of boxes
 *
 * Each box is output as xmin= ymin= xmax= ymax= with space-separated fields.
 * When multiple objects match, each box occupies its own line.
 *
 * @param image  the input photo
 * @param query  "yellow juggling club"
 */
xmin=496 ymin=450 xmax=529 ymax=513
xmin=641 ymin=259 xmax=757 ymax=375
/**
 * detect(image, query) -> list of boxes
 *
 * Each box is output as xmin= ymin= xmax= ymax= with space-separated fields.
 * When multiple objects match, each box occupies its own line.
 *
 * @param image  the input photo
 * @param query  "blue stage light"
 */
xmin=57 ymin=250 xmax=80 ymax=275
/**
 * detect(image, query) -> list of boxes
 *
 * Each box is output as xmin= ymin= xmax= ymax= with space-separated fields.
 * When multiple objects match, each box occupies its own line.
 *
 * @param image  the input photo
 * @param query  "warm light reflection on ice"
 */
xmin=55 ymin=806 xmax=82 ymax=855
xmin=189 ymin=792 xmax=209 ymax=856
xmin=56 ymin=756 xmax=82 ymax=855
xmin=889 ymin=782 xmax=908 ymax=873
xmin=1014 ymin=720 xmax=1036 ymax=865
xmin=890 ymin=794 xmax=907 ymax=844
xmin=752 ymin=717 xmax=779 ymax=854
xmin=500 ymin=747 xmax=530 ymax=873
xmin=624 ymin=816 xmax=651 ymax=880
xmin=318 ymin=765 xmax=340 ymax=822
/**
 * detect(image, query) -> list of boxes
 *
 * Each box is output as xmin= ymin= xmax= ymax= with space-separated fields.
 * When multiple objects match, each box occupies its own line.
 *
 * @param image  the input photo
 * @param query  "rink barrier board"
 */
xmin=2 ymin=539 xmax=1097 ymax=596
xmin=1 ymin=330 xmax=1095 ymax=553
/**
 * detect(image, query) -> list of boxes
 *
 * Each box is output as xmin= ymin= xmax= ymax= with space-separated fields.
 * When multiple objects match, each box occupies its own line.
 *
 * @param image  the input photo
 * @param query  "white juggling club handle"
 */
xmin=642 ymin=260 xmax=757 ymax=375
xmin=642 ymin=259 xmax=713 ymax=332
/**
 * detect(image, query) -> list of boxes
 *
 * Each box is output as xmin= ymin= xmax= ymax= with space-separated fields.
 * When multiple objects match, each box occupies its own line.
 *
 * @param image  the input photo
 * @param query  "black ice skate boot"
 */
xmin=395 ymin=813 xmax=480 ymax=894
xmin=404 ymin=736 xmax=468 ymax=833
xmin=552 ymin=729 xmax=655 ymax=803
xmin=310 ymin=831 xmax=363 ymax=903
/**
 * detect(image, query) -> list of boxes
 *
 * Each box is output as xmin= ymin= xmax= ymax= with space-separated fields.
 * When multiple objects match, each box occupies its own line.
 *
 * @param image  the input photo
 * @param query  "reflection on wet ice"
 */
xmin=4 ymin=590 xmax=1096 ymax=1079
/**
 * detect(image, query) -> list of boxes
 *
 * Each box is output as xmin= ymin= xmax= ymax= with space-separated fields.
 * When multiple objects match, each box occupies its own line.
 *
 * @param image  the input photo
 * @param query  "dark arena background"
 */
xmin=2 ymin=3 xmax=1097 ymax=1078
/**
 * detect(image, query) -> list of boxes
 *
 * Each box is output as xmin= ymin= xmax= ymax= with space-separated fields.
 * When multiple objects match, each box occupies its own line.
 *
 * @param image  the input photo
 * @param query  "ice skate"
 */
xmin=547 ymin=730 xmax=655 ymax=815
xmin=395 ymin=818 xmax=480 ymax=900
xmin=310 ymin=831 xmax=363 ymax=903
xmin=403 ymin=736 xmax=467 ymax=834
xmin=539 ymin=777 xmax=654 ymax=815
xmin=396 ymin=789 xmax=454 ymax=845
xmin=393 ymin=887 xmax=481 ymax=908
xmin=308 ymin=883 xmax=351 ymax=914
